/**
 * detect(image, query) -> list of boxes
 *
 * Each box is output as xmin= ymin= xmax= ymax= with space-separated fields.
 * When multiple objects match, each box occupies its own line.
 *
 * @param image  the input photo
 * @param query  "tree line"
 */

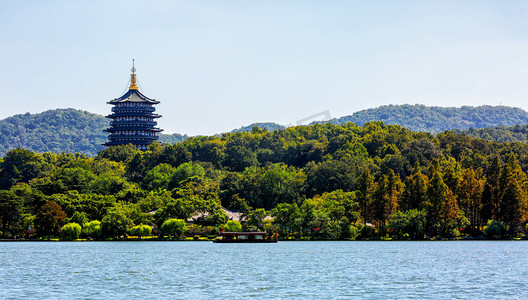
xmin=1 ymin=121 xmax=527 ymax=240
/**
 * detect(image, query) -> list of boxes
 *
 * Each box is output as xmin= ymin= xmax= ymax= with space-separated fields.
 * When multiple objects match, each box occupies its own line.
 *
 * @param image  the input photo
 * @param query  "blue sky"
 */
xmin=1 ymin=1 xmax=528 ymax=135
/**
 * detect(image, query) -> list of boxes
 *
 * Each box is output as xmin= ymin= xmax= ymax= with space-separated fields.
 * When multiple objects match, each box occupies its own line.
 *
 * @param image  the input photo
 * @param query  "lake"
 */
xmin=1 ymin=241 xmax=527 ymax=299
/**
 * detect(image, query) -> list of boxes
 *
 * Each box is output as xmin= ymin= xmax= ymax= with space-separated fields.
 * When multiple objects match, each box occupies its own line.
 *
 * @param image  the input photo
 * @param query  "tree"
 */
xmin=168 ymin=162 xmax=205 ymax=189
xmin=357 ymin=168 xmax=375 ymax=223
xmin=388 ymin=209 xmax=427 ymax=239
xmin=0 ymin=190 xmax=23 ymax=238
xmin=498 ymin=154 xmax=528 ymax=234
xmin=129 ymin=224 xmax=152 ymax=239
xmin=223 ymin=145 xmax=258 ymax=172
xmin=142 ymin=163 xmax=175 ymax=190
xmin=68 ymin=211 xmax=88 ymax=227
xmin=481 ymin=156 xmax=501 ymax=221
xmin=245 ymin=208 xmax=267 ymax=230
xmin=401 ymin=163 xmax=429 ymax=211
xmin=161 ymin=218 xmax=187 ymax=239
xmin=426 ymin=167 xmax=461 ymax=236
xmin=372 ymin=170 xmax=402 ymax=226
xmin=82 ymin=220 xmax=102 ymax=239
xmin=222 ymin=220 xmax=242 ymax=232
xmin=457 ymin=167 xmax=484 ymax=233
xmin=271 ymin=203 xmax=302 ymax=237
xmin=0 ymin=148 xmax=43 ymax=189
xmin=35 ymin=201 xmax=67 ymax=238
xmin=61 ymin=223 xmax=82 ymax=240
xmin=101 ymin=210 xmax=133 ymax=238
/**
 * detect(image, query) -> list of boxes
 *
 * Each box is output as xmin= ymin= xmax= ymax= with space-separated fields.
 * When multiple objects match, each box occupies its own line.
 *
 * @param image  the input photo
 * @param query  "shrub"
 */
xmin=484 ymin=220 xmax=506 ymax=239
xmin=161 ymin=218 xmax=187 ymax=238
xmin=221 ymin=220 xmax=242 ymax=232
xmin=129 ymin=224 xmax=152 ymax=239
xmin=82 ymin=220 xmax=102 ymax=239
xmin=61 ymin=223 xmax=82 ymax=240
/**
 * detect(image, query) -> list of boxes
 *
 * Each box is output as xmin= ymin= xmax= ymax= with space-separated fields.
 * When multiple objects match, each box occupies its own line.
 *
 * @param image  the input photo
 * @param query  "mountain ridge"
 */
xmin=2 ymin=104 xmax=528 ymax=157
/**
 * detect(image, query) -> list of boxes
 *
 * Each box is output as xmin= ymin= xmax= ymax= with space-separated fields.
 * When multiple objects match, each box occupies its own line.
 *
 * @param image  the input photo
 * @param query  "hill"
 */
xmin=457 ymin=124 xmax=528 ymax=143
xmin=2 ymin=105 xmax=528 ymax=157
xmin=0 ymin=109 xmax=186 ymax=157
xmin=321 ymin=104 xmax=528 ymax=132
xmin=231 ymin=122 xmax=285 ymax=133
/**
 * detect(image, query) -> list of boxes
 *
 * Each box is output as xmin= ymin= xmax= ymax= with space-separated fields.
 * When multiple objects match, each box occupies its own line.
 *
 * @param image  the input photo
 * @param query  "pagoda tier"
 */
xmin=104 ymin=60 xmax=163 ymax=151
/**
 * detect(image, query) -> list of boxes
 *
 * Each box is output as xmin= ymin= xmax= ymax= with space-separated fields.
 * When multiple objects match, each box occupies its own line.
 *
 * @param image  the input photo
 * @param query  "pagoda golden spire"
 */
xmin=129 ymin=59 xmax=138 ymax=90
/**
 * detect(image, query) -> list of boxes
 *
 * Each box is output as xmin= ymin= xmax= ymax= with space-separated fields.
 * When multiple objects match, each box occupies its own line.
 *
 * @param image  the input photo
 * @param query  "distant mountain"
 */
xmin=319 ymin=104 xmax=528 ymax=133
xmin=0 ymin=109 xmax=186 ymax=157
xmin=2 ymin=105 xmax=528 ymax=157
xmin=231 ymin=122 xmax=285 ymax=133
xmin=456 ymin=124 xmax=528 ymax=143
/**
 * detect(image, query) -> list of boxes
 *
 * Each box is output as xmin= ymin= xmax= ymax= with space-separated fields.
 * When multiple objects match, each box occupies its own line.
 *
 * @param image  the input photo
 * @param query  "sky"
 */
xmin=1 ymin=1 xmax=528 ymax=136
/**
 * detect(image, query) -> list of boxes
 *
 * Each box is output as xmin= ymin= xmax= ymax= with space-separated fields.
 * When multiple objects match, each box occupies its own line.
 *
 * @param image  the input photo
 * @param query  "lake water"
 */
xmin=1 ymin=241 xmax=527 ymax=299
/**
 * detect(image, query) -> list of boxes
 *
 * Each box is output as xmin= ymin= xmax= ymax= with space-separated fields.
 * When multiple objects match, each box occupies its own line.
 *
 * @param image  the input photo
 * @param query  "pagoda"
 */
xmin=104 ymin=60 xmax=163 ymax=150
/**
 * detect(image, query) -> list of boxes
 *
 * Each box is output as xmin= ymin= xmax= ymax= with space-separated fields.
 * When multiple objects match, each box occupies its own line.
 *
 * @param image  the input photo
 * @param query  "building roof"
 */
xmin=108 ymin=89 xmax=160 ymax=104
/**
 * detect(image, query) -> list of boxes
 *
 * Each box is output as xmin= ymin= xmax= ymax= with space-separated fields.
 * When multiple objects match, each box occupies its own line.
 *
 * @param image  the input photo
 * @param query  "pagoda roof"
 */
xmin=108 ymin=89 xmax=160 ymax=104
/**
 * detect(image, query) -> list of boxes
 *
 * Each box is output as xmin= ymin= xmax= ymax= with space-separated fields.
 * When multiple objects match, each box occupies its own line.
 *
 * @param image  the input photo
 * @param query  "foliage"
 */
xmin=82 ymin=220 xmax=102 ymax=239
xmin=35 ymin=201 xmax=67 ymax=237
xmin=61 ymin=222 xmax=82 ymax=240
xmin=325 ymin=104 xmax=528 ymax=133
xmin=484 ymin=220 xmax=506 ymax=239
xmin=221 ymin=220 xmax=242 ymax=232
xmin=2 ymin=118 xmax=528 ymax=240
xmin=161 ymin=218 xmax=187 ymax=238
xmin=0 ymin=108 xmax=187 ymax=157
xmin=129 ymin=224 xmax=152 ymax=238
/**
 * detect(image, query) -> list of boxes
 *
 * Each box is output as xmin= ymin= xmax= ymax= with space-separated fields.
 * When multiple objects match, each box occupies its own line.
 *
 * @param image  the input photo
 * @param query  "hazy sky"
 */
xmin=1 ymin=1 xmax=528 ymax=135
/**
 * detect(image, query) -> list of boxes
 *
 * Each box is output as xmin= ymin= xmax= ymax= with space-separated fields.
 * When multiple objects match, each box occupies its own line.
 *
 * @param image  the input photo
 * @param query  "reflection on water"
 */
xmin=1 ymin=241 xmax=528 ymax=299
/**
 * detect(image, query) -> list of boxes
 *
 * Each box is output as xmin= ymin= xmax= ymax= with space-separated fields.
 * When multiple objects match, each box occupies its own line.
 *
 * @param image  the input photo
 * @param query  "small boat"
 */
xmin=213 ymin=231 xmax=278 ymax=243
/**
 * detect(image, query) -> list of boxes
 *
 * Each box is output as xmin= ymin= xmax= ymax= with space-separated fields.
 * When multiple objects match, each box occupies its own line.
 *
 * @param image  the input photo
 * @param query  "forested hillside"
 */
xmin=231 ymin=122 xmax=285 ymax=133
xmin=324 ymin=105 xmax=528 ymax=132
xmin=2 ymin=105 xmax=528 ymax=157
xmin=0 ymin=109 xmax=186 ymax=157
xmin=457 ymin=125 xmax=528 ymax=143
xmin=1 ymin=122 xmax=528 ymax=241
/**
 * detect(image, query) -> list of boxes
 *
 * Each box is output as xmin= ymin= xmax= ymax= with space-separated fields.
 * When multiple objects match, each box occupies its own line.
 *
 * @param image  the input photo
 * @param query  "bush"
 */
xmin=185 ymin=224 xmax=214 ymax=237
xmin=82 ymin=220 xmax=102 ymax=239
xmin=129 ymin=224 xmax=152 ymax=238
xmin=349 ymin=224 xmax=360 ymax=240
xmin=358 ymin=224 xmax=376 ymax=239
xmin=484 ymin=220 xmax=506 ymax=239
xmin=161 ymin=218 xmax=187 ymax=238
xmin=61 ymin=223 xmax=82 ymax=240
xmin=221 ymin=220 xmax=242 ymax=232
xmin=388 ymin=209 xmax=427 ymax=240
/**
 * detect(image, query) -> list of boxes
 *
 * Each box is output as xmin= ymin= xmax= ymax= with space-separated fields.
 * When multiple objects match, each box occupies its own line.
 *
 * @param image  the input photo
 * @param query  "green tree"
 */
xmin=498 ymin=154 xmax=528 ymax=234
xmin=161 ymin=218 xmax=187 ymax=238
xmin=245 ymin=208 xmax=267 ymax=230
xmin=357 ymin=168 xmax=375 ymax=223
xmin=481 ymin=156 xmax=501 ymax=221
xmin=426 ymin=166 xmax=461 ymax=237
xmin=82 ymin=220 xmax=102 ymax=239
xmin=129 ymin=224 xmax=152 ymax=239
xmin=388 ymin=209 xmax=427 ymax=239
xmin=222 ymin=220 xmax=242 ymax=232
xmin=400 ymin=163 xmax=429 ymax=211
xmin=271 ymin=203 xmax=302 ymax=238
xmin=0 ymin=190 xmax=23 ymax=238
xmin=142 ymin=163 xmax=175 ymax=190
xmin=372 ymin=170 xmax=403 ymax=226
xmin=61 ymin=222 xmax=82 ymax=240
xmin=0 ymin=148 xmax=43 ymax=189
xmin=458 ymin=167 xmax=484 ymax=233
xmin=101 ymin=210 xmax=133 ymax=238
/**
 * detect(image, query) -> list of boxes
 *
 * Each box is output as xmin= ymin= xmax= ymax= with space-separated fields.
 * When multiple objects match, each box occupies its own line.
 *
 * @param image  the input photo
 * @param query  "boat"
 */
xmin=213 ymin=231 xmax=278 ymax=243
